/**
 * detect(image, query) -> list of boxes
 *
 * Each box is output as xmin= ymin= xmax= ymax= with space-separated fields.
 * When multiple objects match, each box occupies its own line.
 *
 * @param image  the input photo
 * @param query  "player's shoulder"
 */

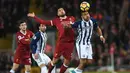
xmin=54 ymin=17 xmax=59 ymax=20
xmin=90 ymin=17 xmax=97 ymax=22
xmin=74 ymin=20 xmax=82 ymax=24
xmin=32 ymin=31 xmax=41 ymax=39
xmin=67 ymin=16 xmax=75 ymax=19
xmin=27 ymin=30 xmax=33 ymax=33
xmin=35 ymin=31 xmax=40 ymax=35
xmin=16 ymin=31 xmax=21 ymax=35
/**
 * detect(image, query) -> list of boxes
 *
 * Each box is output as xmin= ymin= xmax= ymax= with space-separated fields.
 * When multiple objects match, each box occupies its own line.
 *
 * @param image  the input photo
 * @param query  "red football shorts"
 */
xmin=14 ymin=48 xmax=31 ymax=65
xmin=54 ymin=42 xmax=74 ymax=60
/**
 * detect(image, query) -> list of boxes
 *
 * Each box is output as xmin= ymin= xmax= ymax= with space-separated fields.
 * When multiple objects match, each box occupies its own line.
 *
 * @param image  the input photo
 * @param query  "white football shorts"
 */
xmin=76 ymin=43 xmax=93 ymax=59
xmin=32 ymin=53 xmax=51 ymax=66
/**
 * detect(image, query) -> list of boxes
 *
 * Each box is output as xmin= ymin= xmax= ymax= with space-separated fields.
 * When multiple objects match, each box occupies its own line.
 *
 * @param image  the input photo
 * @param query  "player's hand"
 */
xmin=27 ymin=12 xmax=35 ymax=17
xmin=70 ymin=21 xmax=74 ymax=25
xmin=100 ymin=36 xmax=105 ymax=43
xmin=34 ymin=53 xmax=38 ymax=59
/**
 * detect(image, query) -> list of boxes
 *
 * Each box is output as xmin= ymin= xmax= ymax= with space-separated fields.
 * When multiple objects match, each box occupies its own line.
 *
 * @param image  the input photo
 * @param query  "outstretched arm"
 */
xmin=28 ymin=12 xmax=53 ymax=26
xmin=96 ymin=26 xmax=105 ymax=43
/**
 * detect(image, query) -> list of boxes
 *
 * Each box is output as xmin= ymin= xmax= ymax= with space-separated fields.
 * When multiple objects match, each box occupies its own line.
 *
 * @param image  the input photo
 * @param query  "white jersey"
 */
xmin=72 ymin=18 xmax=98 ymax=59
xmin=31 ymin=31 xmax=47 ymax=54
xmin=76 ymin=20 xmax=93 ymax=45
xmin=31 ymin=31 xmax=51 ymax=65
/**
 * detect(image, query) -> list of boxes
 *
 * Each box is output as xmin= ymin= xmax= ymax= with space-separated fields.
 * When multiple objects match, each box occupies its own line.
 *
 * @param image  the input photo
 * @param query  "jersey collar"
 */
xmin=82 ymin=18 xmax=90 ymax=23
xmin=60 ymin=16 xmax=67 ymax=20
xmin=20 ymin=30 xmax=27 ymax=35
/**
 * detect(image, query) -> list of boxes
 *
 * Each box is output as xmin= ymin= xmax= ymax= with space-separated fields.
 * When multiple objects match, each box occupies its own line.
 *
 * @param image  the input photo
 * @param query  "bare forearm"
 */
xmin=96 ymin=26 xmax=105 ymax=43
xmin=96 ymin=26 xmax=103 ymax=36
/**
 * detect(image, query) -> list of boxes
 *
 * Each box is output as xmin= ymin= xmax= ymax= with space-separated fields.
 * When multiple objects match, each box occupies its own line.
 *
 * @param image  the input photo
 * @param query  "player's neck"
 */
xmin=82 ymin=18 xmax=89 ymax=22
xmin=39 ymin=30 xmax=45 ymax=33
xmin=20 ymin=30 xmax=27 ymax=35
xmin=60 ymin=15 xmax=67 ymax=19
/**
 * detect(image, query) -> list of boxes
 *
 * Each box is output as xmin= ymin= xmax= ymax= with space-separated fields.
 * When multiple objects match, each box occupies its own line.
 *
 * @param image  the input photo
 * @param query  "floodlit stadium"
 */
xmin=0 ymin=0 xmax=129 ymax=73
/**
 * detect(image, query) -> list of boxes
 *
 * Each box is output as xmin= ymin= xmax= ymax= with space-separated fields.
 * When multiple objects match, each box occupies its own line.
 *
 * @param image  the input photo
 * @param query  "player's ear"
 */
xmin=19 ymin=24 xmax=21 ymax=29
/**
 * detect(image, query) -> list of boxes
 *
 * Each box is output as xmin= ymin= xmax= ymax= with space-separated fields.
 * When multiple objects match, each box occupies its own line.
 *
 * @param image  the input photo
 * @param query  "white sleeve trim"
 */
xmin=50 ymin=20 xmax=53 ymax=26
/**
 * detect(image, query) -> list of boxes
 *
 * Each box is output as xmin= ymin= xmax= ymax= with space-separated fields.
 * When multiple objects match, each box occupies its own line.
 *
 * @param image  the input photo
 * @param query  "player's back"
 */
xmin=53 ymin=16 xmax=75 ymax=42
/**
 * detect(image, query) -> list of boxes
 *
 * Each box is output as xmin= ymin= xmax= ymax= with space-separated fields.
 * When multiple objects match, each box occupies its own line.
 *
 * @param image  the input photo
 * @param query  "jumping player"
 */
xmin=69 ymin=11 xmax=105 ymax=73
xmin=10 ymin=20 xmax=33 ymax=73
xmin=28 ymin=8 xmax=75 ymax=73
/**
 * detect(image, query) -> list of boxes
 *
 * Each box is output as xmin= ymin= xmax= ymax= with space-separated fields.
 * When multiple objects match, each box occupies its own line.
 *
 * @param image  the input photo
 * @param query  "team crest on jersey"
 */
xmin=18 ymin=36 xmax=24 ymax=40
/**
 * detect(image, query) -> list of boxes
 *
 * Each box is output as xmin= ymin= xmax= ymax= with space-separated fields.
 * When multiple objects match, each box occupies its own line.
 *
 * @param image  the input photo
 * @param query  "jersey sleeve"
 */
xmin=29 ymin=31 xmax=34 ymax=38
xmin=34 ymin=16 xmax=54 ymax=26
xmin=71 ymin=21 xmax=80 ymax=28
xmin=30 ymin=32 xmax=40 ymax=54
xmin=91 ymin=17 xmax=98 ymax=30
xmin=16 ymin=33 xmax=30 ymax=45
xmin=70 ymin=16 xmax=76 ymax=22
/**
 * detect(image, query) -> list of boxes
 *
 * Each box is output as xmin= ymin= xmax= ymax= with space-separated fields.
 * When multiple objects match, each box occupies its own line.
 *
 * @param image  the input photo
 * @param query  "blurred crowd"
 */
xmin=0 ymin=0 xmax=130 ymax=71
xmin=0 ymin=52 xmax=12 ymax=72
xmin=0 ymin=0 xmax=30 ymax=37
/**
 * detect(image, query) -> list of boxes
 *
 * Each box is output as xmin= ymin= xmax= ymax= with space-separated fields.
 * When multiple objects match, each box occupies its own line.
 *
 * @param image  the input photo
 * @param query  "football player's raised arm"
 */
xmin=30 ymin=32 xmax=40 ymax=54
xmin=96 ymin=26 xmax=105 ymax=43
xmin=34 ymin=16 xmax=53 ymax=26
xmin=28 ymin=12 xmax=53 ymax=26
xmin=92 ymin=18 xmax=105 ymax=43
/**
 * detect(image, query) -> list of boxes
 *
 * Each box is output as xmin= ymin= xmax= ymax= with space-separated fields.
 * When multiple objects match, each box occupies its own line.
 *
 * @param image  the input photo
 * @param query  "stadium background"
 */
xmin=0 ymin=0 xmax=129 ymax=73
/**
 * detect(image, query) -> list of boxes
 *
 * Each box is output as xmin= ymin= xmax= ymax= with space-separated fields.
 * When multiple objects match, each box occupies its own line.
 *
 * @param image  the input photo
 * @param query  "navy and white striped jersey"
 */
xmin=72 ymin=18 xmax=98 ymax=45
xmin=30 ymin=31 xmax=47 ymax=54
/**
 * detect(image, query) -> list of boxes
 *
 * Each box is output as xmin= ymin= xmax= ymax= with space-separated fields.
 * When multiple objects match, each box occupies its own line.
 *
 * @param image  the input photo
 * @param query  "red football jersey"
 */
xmin=16 ymin=30 xmax=33 ymax=50
xmin=34 ymin=16 xmax=75 ymax=42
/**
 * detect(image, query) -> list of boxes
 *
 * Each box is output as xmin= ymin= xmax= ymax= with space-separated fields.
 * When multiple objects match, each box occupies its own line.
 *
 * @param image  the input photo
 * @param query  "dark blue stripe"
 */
xmin=86 ymin=21 xmax=91 ymax=45
xmin=83 ymin=22 xmax=87 ymax=45
xmin=40 ymin=34 xmax=42 ymax=53
xmin=79 ymin=22 xmax=83 ymax=45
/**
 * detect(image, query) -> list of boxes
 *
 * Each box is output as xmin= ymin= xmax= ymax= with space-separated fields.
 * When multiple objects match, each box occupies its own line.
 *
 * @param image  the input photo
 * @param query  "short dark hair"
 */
xmin=81 ymin=11 xmax=89 ymax=15
xmin=18 ymin=19 xmax=27 ymax=26
xmin=37 ymin=23 xmax=40 ymax=28
xmin=18 ymin=20 xmax=27 ymax=25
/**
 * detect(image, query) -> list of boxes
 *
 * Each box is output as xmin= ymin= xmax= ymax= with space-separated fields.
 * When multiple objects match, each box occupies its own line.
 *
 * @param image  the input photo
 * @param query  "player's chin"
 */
xmin=23 ymin=29 xmax=26 ymax=31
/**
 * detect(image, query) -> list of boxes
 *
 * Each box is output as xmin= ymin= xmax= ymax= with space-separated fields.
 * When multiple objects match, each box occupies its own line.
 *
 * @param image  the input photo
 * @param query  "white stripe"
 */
xmin=41 ymin=32 xmax=47 ymax=53
xmin=86 ymin=22 xmax=89 ymax=44
xmin=36 ymin=40 xmax=40 ymax=51
xmin=50 ymin=20 xmax=53 ymax=26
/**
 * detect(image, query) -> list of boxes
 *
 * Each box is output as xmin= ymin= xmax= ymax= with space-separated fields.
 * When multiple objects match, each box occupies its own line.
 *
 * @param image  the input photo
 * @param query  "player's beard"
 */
xmin=84 ymin=17 xmax=90 ymax=21
xmin=59 ymin=14 xmax=66 ymax=17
